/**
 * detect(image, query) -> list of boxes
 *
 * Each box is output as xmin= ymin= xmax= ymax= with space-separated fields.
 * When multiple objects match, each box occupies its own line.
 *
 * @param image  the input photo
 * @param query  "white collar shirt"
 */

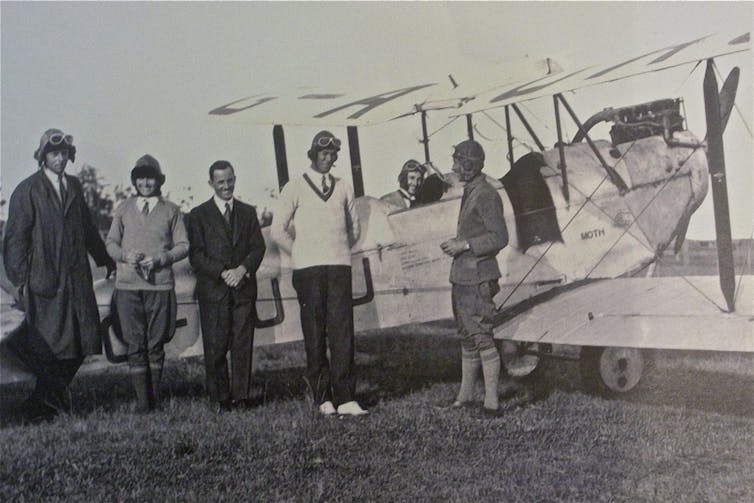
xmin=137 ymin=196 xmax=159 ymax=214
xmin=213 ymin=195 xmax=234 ymax=215
xmin=309 ymin=167 xmax=332 ymax=192
xmin=43 ymin=167 xmax=67 ymax=200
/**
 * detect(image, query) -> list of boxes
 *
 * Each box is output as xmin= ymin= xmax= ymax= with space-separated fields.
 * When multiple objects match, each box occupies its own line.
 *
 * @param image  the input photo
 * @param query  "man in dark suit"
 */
xmin=188 ymin=160 xmax=266 ymax=412
xmin=3 ymin=128 xmax=115 ymax=419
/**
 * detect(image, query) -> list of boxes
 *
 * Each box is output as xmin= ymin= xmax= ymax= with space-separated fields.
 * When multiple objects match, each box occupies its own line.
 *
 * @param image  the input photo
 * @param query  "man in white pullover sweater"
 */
xmin=272 ymin=131 xmax=367 ymax=417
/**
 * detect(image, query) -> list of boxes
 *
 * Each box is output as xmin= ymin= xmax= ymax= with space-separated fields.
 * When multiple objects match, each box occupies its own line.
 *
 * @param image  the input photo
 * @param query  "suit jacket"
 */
xmin=188 ymin=198 xmax=266 ymax=303
xmin=450 ymin=174 xmax=508 ymax=285
xmin=3 ymin=170 xmax=112 ymax=356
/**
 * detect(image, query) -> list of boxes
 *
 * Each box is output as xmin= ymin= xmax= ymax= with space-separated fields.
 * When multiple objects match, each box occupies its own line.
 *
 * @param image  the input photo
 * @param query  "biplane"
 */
xmin=1 ymin=31 xmax=751 ymax=395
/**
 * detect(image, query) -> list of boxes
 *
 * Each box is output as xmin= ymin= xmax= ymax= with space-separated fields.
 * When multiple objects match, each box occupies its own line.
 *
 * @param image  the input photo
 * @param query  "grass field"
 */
xmin=1 ymin=322 xmax=752 ymax=501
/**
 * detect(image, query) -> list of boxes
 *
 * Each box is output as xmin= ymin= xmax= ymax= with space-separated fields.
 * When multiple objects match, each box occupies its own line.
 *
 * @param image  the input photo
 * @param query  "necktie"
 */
xmin=224 ymin=203 xmax=232 ymax=225
xmin=142 ymin=200 xmax=150 ymax=215
xmin=58 ymin=176 xmax=67 ymax=205
xmin=321 ymin=175 xmax=329 ymax=194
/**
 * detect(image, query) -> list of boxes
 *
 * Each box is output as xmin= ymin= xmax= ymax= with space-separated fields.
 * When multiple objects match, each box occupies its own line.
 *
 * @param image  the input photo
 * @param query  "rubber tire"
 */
xmin=498 ymin=340 xmax=551 ymax=382
xmin=580 ymin=346 xmax=644 ymax=396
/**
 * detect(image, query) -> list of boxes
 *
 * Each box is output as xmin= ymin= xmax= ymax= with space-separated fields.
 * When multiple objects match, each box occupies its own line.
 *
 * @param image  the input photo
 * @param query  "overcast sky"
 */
xmin=1 ymin=1 xmax=752 ymax=239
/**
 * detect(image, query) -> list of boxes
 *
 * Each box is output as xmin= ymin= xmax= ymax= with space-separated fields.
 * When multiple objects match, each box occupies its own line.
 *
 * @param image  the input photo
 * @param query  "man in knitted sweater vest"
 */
xmin=106 ymin=155 xmax=189 ymax=412
xmin=272 ymin=131 xmax=367 ymax=417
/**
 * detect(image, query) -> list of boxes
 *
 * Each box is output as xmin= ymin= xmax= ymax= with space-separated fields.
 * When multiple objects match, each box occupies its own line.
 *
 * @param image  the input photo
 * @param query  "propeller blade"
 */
xmin=718 ymin=67 xmax=740 ymax=134
xmin=703 ymin=59 xmax=736 ymax=312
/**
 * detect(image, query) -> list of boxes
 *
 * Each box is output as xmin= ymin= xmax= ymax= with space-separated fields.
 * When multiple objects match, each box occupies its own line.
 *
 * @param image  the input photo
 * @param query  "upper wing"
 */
xmin=208 ymin=32 xmax=749 ymax=127
xmin=208 ymin=83 xmax=450 ymax=127
xmin=207 ymin=58 xmax=562 ymax=127
xmin=454 ymin=31 xmax=751 ymax=115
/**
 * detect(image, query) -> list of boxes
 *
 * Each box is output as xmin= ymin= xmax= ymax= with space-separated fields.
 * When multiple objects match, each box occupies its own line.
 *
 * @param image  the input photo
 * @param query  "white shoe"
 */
xmin=337 ymin=401 xmax=369 ymax=416
xmin=318 ymin=401 xmax=337 ymax=416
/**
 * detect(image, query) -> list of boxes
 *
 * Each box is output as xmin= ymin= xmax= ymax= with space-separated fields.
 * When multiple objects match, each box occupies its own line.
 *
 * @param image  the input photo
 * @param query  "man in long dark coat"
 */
xmin=3 ymin=128 xmax=114 ymax=418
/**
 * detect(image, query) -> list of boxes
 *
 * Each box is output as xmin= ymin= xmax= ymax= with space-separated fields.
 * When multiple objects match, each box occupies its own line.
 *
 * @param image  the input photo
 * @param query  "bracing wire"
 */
xmin=479 ymin=110 xmax=535 ymax=154
xmin=481 ymin=110 xmax=507 ymax=133
xmin=675 ymin=60 xmax=703 ymax=94
xmin=583 ymin=143 xmax=728 ymax=312
xmin=427 ymin=116 xmax=461 ymax=138
xmin=519 ymin=102 xmax=554 ymax=137
xmin=472 ymin=124 xmax=499 ymax=142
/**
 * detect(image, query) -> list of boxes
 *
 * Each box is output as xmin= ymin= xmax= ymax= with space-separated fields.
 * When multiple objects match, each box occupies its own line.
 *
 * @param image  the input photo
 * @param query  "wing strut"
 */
xmin=511 ymin=104 xmax=545 ymax=151
xmin=273 ymin=125 xmax=289 ymax=190
xmin=347 ymin=126 xmax=365 ymax=198
xmin=553 ymin=96 xmax=570 ymax=203
xmin=555 ymin=94 xmax=629 ymax=193
xmin=420 ymin=111 xmax=431 ymax=163
xmin=504 ymin=106 xmax=515 ymax=172
xmin=703 ymin=58 xmax=736 ymax=312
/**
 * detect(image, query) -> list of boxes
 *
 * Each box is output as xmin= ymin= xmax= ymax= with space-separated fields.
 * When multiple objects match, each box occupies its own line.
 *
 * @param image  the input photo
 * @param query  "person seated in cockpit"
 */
xmin=380 ymin=159 xmax=427 ymax=211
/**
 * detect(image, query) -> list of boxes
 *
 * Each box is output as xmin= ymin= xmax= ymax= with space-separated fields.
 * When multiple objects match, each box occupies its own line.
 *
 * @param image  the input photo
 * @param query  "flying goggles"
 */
xmin=315 ymin=136 xmax=341 ymax=148
xmin=48 ymin=132 xmax=74 ymax=146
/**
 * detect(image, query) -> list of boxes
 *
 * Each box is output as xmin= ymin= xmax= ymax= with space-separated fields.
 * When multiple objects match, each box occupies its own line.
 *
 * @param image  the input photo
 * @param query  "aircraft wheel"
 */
xmin=499 ymin=340 xmax=551 ymax=380
xmin=580 ymin=346 xmax=644 ymax=395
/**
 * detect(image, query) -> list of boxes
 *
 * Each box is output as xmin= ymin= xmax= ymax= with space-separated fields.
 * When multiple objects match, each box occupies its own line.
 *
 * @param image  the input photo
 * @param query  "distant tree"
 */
xmin=76 ymin=164 xmax=115 ymax=232
xmin=112 ymin=183 xmax=134 ymax=203
xmin=163 ymin=186 xmax=194 ymax=214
